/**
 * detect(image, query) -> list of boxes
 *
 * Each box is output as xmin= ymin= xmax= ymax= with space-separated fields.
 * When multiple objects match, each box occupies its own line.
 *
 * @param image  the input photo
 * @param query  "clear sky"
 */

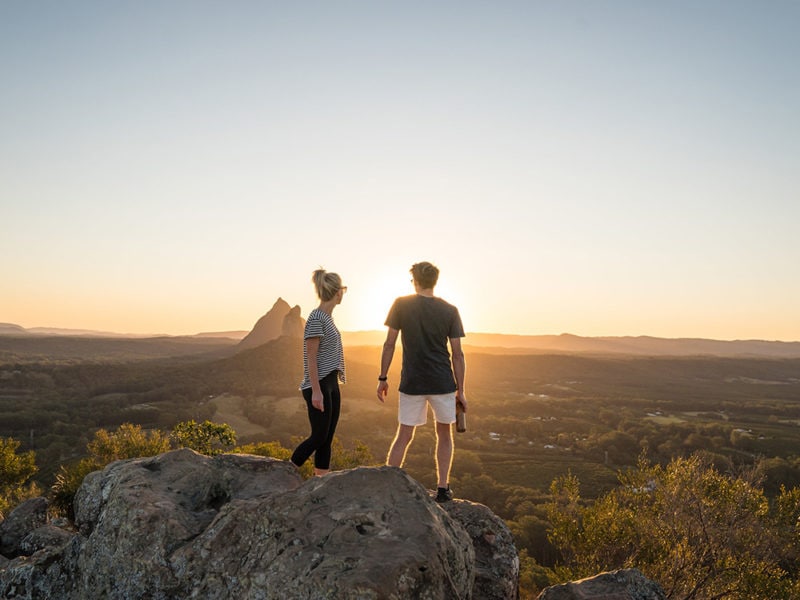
xmin=2 ymin=1 xmax=798 ymax=340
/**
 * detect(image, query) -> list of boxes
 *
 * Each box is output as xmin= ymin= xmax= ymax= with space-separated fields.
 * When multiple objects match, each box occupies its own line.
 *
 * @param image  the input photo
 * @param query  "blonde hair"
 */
xmin=311 ymin=269 xmax=343 ymax=302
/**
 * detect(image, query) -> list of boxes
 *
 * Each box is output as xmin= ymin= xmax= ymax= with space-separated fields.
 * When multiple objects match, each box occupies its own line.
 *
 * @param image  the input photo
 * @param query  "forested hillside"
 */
xmin=2 ymin=336 xmax=800 ymax=597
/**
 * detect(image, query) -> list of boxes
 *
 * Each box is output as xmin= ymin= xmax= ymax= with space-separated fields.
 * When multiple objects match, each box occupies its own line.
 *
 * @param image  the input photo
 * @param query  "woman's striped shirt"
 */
xmin=299 ymin=308 xmax=346 ymax=390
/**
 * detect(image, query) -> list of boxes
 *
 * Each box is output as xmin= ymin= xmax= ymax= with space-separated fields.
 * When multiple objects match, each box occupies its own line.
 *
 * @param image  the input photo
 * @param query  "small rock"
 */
xmin=0 ymin=497 xmax=48 ymax=558
xmin=537 ymin=568 xmax=666 ymax=600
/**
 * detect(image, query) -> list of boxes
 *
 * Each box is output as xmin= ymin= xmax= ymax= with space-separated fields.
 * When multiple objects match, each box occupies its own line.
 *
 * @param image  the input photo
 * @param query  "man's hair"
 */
xmin=410 ymin=261 xmax=439 ymax=289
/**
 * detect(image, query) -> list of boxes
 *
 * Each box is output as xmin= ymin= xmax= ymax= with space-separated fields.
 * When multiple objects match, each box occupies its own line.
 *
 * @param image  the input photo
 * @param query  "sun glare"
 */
xmin=340 ymin=275 xmax=410 ymax=331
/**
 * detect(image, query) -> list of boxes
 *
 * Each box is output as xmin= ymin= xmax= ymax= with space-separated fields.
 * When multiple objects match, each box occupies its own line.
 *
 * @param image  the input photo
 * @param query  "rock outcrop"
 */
xmin=0 ymin=497 xmax=48 ymax=558
xmin=0 ymin=449 xmax=518 ymax=599
xmin=537 ymin=568 xmax=666 ymax=600
xmin=439 ymin=499 xmax=519 ymax=599
xmin=238 ymin=298 xmax=304 ymax=351
xmin=281 ymin=304 xmax=305 ymax=339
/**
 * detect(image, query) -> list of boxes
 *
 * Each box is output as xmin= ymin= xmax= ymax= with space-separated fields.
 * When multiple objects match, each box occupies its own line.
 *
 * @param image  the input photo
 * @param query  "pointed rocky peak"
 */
xmin=238 ymin=298 xmax=295 ymax=351
xmin=281 ymin=305 xmax=304 ymax=339
xmin=269 ymin=297 xmax=291 ymax=314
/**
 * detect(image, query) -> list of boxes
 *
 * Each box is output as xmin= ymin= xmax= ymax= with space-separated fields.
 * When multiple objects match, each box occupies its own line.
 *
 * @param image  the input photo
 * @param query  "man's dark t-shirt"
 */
xmin=385 ymin=294 xmax=465 ymax=395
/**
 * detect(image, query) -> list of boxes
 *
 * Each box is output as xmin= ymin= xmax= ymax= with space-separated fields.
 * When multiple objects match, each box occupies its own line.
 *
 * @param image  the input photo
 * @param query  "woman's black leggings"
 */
xmin=291 ymin=370 xmax=341 ymax=470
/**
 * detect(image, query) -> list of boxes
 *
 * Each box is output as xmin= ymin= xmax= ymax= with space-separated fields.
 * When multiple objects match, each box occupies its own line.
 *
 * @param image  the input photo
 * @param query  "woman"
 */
xmin=291 ymin=268 xmax=347 ymax=476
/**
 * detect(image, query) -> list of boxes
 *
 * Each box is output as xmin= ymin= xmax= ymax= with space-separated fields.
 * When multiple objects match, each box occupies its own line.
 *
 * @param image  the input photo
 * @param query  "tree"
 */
xmin=86 ymin=422 xmax=172 ymax=464
xmin=452 ymin=473 xmax=509 ymax=508
xmin=51 ymin=423 xmax=172 ymax=517
xmin=235 ymin=440 xmax=293 ymax=461
xmin=453 ymin=449 xmax=484 ymax=477
xmin=0 ymin=437 xmax=39 ymax=519
xmin=517 ymin=549 xmax=556 ymax=599
xmin=237 ymin=438 xmax=375 ymax=480
xmin=237 ymin=440 xmax=312 ymax=478
xmin=329 ymin=438 xmax=375 ymax=470
xmin=547 ymin=454 xmax=800 ymax=599
xmin=172 ymin=420 xmax=236 ymax=456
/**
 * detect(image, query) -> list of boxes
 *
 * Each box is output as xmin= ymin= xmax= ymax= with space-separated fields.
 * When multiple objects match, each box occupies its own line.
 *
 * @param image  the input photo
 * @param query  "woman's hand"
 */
xmin=311 ymin=389 xmax=324 ymax=412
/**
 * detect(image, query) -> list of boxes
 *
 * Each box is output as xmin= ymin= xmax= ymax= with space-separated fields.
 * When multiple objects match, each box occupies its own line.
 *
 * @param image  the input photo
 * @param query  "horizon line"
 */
xmin=3 ymin=323 xmax=799 ymax=345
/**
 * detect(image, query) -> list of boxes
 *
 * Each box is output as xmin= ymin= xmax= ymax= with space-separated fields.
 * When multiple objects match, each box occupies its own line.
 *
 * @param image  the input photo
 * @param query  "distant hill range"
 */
xmin=3 ymin=306 xmax=800 ymax=358
xmin=462 ymin=332 xmax=800 ymax=358
xmin=342 ymin=330 xmax=800 ymax=358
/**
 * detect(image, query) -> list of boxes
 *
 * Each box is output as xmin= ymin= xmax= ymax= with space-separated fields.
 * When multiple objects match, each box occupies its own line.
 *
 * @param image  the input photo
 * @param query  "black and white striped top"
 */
xmin=299 ymin=308 xmax=346 ymax=390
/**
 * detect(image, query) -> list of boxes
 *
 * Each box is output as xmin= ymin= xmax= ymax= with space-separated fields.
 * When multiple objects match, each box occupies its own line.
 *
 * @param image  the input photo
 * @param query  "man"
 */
xmin=376 ymin=261 xmax=467 ymax=502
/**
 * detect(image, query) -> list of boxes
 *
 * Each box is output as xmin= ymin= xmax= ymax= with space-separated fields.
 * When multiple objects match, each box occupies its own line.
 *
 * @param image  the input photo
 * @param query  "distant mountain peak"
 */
xmin=271 ymin=297 xmax=291 ymax=310
xmin=237 ymin=298 xmax=304 ymax=351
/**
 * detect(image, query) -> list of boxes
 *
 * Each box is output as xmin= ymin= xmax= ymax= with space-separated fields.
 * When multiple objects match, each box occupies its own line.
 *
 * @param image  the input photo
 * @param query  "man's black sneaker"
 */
xmin=435 ymin=486 xmax=453 ymax=503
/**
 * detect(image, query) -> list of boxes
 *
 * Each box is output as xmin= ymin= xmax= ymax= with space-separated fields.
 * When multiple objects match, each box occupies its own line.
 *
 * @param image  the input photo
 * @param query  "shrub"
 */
xmin=547 ymin=454 xmax=800 ymax=599
xmin=172 ymin=420 xmax=236 ymax=456
xmin=0 ymin=436 xmax=39 ymax=519
xmin=51 ymin=423 xmax=172 ymax=517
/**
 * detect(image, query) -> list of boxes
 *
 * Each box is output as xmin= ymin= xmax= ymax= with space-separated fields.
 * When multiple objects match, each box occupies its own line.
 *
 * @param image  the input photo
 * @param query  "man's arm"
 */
xmin=376 ymin=327 xmax=399 ymax=403
xmin=450 ymin=337 xmax=467 ymax=411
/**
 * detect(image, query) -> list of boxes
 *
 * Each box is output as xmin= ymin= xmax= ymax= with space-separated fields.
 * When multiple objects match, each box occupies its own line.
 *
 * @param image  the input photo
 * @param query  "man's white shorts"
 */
xmin=398 ymin=392 xmax=457 ymax=426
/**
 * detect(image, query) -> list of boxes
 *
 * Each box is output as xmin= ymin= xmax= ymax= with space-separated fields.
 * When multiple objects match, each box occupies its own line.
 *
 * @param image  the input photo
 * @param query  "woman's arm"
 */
xmin=306 ymin=336 xmax=324 ymax=412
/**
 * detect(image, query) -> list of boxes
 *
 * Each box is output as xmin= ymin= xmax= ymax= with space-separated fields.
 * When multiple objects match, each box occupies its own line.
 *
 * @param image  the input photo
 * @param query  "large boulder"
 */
xmin=537 ymin=568 xmax=666 ymax=600
xmin=0 ymin=449 xmax=515 ymax=599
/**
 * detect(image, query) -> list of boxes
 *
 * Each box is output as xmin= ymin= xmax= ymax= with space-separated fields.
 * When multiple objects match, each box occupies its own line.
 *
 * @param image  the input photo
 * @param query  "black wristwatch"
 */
xmin=378 ymin=376 xmax=387 ymax=381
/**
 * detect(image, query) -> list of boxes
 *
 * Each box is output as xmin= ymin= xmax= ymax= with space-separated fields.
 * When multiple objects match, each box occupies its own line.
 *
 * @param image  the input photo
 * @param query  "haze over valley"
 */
xmin=3 ymin=299 xmax=800 ymax=597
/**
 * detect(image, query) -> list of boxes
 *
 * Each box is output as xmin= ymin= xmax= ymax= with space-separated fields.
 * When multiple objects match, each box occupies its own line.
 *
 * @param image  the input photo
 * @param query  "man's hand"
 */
xmin=456 ymin=390 xmax=467 ymax=413
xmin=376 ymin=381 xmax=388 ymax=403
xmin=377 ymin=328 xmax=398 ymax=404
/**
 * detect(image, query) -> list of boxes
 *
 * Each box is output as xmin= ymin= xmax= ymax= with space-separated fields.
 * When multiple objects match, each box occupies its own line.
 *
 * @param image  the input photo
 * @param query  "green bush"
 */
xmin=0 ymin=436 xmax=39 ymax=519
xmin=172 ymin=420 xmax=236 ymax=456
xmin=51 ymin=423 xmax=172 ymax=517
xmin=547 ymin=454 xmax=800 ymax=599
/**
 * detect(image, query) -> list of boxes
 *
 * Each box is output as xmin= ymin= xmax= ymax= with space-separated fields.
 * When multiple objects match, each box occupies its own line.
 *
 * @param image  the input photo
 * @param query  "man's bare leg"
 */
xmin=387 ymin=424 xmax=416 ymax=467
xmin=434 ymin=421 xmax=453 ymax=489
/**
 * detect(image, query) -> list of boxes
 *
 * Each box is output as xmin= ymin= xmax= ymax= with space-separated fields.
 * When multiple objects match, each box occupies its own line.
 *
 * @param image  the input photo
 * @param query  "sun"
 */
xmin=338 ymin=274 xmax=410 ymax=332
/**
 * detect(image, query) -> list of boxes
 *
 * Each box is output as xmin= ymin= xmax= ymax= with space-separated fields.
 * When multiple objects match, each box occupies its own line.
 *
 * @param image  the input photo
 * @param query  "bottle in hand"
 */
xmin=456 ymin=401 xmax=466 ymax=433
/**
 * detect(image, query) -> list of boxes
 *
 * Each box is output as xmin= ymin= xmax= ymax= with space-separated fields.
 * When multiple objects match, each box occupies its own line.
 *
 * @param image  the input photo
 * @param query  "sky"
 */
xmin=1 ymin=1 xmax=798 ymax=341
